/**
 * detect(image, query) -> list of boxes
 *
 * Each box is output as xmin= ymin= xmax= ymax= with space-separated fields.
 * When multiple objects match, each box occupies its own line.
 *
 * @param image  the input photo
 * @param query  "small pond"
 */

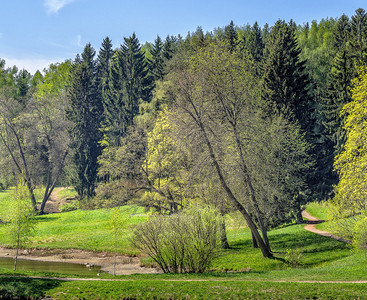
xmin=0 ymin=256 xmax=105 ymax=276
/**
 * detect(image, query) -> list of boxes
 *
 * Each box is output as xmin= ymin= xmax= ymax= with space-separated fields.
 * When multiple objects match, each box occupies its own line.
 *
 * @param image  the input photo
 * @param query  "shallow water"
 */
xmin=0 ymin=256 xmax=105 ymax=276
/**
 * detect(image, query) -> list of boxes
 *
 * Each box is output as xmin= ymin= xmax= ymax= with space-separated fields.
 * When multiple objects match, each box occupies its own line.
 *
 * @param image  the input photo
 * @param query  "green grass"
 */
xmin=1 ymin=275 xmax=366 ymax=299
xmin=0 ymin=189 xmax=367 ymax=299
xmin=57 ymin=187 xmax=77 ymax=200
xmin=0 ymin=190 xmax=147 ymax=254
xmin=304 ymin=201 xmax=330 ymax=220
xmin=0 ymin=191 xmax=11 ymax=221
xmin=44 ymin=280 xmax=367 ymax=299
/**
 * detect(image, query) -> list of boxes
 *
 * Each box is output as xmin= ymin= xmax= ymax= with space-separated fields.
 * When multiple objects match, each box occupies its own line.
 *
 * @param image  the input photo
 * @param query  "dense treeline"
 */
xmin=1 ymin=8 xmax=367 ymax=255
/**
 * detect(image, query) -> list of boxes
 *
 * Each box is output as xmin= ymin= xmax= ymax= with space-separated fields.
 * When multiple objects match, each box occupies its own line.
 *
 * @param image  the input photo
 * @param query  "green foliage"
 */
xmin=6 ymin=177 xmax=37 ymax=249
xmin=285 ymin=248 xmax=303 ymax=268
xmin=59 ymin=201 xmax=79 ymax=212
xmin=102 ymin=34 xmax=153 ymax=147
xmin=67 ymin=44 xmax=103 ymax=199
xmin=262 ymin=20 xmax=312 ymax=130
xmin=333 ymin=66 xmax=367 ymax=221
xmin=140 ymin=109 xmax=191 ymax=213
xmin=132 ymin=205 xmax=221 ymax=273
xmin=149 ymin=35 xmax=165 ymax=81
xmin=328 ymin=65 xmax=367 ymax=248
xmin=242 ymin=21 xmax=264 ymax=63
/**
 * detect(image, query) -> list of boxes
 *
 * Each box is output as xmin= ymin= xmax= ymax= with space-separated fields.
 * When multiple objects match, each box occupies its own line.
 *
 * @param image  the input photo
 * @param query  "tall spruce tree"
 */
xmin=350 ymin=8 xmax=367 ymax=64
xmin=261 ymin=20 xmax=312 ymax=131
xmin=162 ymin=35 xmax=177 ymax=61
xmin=149 ymin=35 xmax=165 ymax=81
xmin=243 ymin=21 xmax=264 ymax=62
xmin=322 ymin=14 xmax=355 ymax=155
xmin=67 ymin=43 xmax=103 ymax=199
xmin=121 ymin=33 xmax=153 ymax=119
xmin=224 ymin=20 xmax=238 ymax=52
xmin=97 ymin=36 xmax=114 ymax=100
xmin=103 ymin=33 xmax=153 ymax=147
xmin=97 ymin=37 xmax=116 ymax=145
xmin=261 ymin=20 xmax=314 ymax=212
xmin=103 ymin=49 xmax=126 ymax=146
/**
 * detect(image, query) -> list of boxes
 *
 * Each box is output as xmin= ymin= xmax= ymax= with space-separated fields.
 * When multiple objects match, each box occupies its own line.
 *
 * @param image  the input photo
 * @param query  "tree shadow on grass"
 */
xmin=227 ymin=227 xmax=351 ymax=268
xmin=35 ymin=215 xmax=60 ymax=223
xmin=269 ymin=230 xmax=349 ymax=253
xmin=0 ymin=277 xmax=61 ymax=299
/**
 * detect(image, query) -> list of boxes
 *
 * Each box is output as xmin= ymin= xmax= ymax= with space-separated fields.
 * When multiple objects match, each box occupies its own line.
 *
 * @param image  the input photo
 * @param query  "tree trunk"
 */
xmin=114 ymin=232 xmax=117 ymax=276
xmin=232 ymin=125 xmax=272 ymax=254
xmin=0 ymin=124 xmax=38 ymax=211
xmin=40 ymin=149 xmax=69 ymax=213
xmin=197 ymin=119 xmax=272 ymax=258
xmin=251 ymin=232 xmax=258 ymax=248
xmin=14 ymin=226 xmax=20 ymax=271
xmin=220 ymin=219 xmax=230 ymax=249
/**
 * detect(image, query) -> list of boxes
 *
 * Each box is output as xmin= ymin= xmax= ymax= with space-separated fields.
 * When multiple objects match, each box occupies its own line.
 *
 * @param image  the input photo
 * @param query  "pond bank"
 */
xmin=0 ymin=247 xmax=160 ymax=275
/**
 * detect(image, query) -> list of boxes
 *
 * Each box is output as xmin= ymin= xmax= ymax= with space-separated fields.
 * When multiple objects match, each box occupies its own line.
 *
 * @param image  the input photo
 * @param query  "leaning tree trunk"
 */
xmin=198 ymin=120 xmax=272 ymax=258
xmin=232 ymin=126 xmax=271 ymax=254
xmin=40 ymin=149 xmax=69 ymax=214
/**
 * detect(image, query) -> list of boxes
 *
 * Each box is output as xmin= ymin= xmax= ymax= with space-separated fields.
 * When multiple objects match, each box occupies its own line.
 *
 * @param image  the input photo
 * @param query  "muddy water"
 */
xmin=0 ymin=256 xmax=105 ymax=276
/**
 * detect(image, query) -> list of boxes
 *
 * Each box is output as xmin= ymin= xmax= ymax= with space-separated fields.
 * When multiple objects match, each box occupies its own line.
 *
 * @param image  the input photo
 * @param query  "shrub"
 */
xmin=285 ymin=248 xmax=303 ymax=268
xmin=132 ymin=205 xmax=221 ymax=273
xmin=59 ymin=201 xmax=79 ymax=212
xmin=352 ymin=215 xmax=367 ymax=249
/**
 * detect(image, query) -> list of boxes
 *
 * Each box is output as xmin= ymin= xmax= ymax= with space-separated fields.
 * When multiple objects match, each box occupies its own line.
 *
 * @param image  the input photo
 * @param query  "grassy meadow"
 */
xmin=0 ymin=189 xmax=366 ymax=299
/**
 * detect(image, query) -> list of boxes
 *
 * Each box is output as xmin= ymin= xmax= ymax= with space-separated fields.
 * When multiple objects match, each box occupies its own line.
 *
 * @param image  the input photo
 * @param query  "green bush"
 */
xmin=285 ymin=248 xmax=303 ymax=268
xmin=132 ymin=205 xmax=221 ymax=273
xmin=59 ymin=201 xmax=80 ymax=212
xmin=353 ymin=215 xmax=367 ymax=249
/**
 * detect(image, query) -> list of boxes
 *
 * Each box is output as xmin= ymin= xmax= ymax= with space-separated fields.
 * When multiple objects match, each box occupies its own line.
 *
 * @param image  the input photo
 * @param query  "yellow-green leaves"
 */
xmin=7 ymin=176 xmax=37 ymax=248
xmin=334 ymin=66 xmax=367 ymax=215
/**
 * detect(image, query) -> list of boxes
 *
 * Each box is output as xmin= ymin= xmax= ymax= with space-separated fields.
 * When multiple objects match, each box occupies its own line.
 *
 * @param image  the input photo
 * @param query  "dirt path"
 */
xmin=40 ymin=187 xmax=68 ymax=214
xmin=301 ymin=210 xmax=352 ymax=244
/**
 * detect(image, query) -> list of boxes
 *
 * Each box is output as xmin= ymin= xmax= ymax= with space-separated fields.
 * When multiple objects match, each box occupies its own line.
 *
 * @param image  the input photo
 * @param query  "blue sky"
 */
xmin=0 ymin=0 xmax=365 ymax=74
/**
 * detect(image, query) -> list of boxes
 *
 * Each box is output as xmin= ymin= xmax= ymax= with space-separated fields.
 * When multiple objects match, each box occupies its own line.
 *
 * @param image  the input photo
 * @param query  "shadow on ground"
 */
xmin=0 ymin=276 xmax=61 ymax=299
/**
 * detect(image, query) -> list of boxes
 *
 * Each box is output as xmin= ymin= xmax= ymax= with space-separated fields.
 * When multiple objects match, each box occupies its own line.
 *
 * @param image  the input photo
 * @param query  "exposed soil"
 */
xmin=39 ymin=187 xmax=69 ymax=214
xmin=301 ymin=210 xmax=352 ymax=244
xmin=0 ymin=247 xmax=159 ymax=275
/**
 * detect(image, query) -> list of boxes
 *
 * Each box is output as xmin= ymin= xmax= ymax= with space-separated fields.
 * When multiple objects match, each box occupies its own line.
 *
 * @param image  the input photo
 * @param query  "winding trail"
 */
xmin=301 ymin=210 xmax=352 ymax=244
xmin=40 ymin=187 xmax=68 ymax=213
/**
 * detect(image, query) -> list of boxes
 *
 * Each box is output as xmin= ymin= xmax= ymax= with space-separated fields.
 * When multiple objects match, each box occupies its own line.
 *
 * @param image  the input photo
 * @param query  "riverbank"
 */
xmin=0 ymin=247 xmax=159 ymax=275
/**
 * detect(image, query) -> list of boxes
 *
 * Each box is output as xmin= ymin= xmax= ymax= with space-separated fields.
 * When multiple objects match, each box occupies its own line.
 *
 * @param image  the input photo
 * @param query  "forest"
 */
xmin=0 ymin=7 xmax=367 ymax=276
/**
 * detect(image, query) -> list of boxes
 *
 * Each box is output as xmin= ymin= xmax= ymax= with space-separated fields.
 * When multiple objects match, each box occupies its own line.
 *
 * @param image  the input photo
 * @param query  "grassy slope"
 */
xmin=0 ymin=190 xmax=147 ymax=255
xmin=0 ymin=191 xmax=366 ymax=299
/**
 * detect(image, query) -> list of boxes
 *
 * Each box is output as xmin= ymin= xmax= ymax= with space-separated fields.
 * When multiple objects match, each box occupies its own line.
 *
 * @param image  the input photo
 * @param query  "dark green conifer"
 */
xmin=350 ymin=8 xmax=367 ymax=64
xmin=16 ymin=69 xmax=31 ymax=99
xmin=67 ymin=43 xmax=103 ymax=199
xmin=149 ymin=35 xmax=165 ymax=81
xmin=103 ymin=33 xmax=153 ymax=147
xmin=322 ymin=14 xmax=355 ymax=154
xmin=244 ymin=21 xmax=264 ymax=62
xmin=162 ymin=35 xmax=176 ymax=61
xmin=261 ymin=20 xmax=312 ymax=130
xmin=224 ymin=20 xmax=238 ymax=51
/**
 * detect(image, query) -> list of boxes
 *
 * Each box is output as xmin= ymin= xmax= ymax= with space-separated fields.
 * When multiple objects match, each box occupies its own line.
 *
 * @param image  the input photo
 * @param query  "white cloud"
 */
xmin=44 ymin=0 xmax=77 ymax=14
xmin=76 ymin=34 xmax=83 ymax=47
xmin=3 ymin=57 xmax=61 ymax=74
